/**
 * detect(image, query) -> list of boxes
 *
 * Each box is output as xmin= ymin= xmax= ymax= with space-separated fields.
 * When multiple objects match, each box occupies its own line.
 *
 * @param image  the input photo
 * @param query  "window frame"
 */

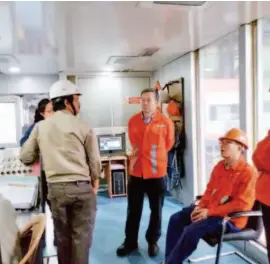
xmin=256 ymin=18 xmax=266 ymax=142
xmin=254 ymin=17 xmax=267 ymax=248
xmin=197 ymin=50 xmax=207 ymax=192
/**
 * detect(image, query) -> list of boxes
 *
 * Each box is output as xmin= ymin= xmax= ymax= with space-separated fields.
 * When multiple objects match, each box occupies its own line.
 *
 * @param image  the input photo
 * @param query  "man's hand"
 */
xmin=191 ymin=208 xmax=209 ymax=223
xmin=91 ymin=179 xmax=99 ymax=195
xmin=190 ymin=206 xmax=200 ymax=221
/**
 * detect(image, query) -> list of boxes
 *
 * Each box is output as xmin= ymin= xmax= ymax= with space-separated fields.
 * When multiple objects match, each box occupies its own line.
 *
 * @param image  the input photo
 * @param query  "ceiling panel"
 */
xmin=59 ymin=1 xmax=270 ymax=74
xmin=3 ymin=1 xmax=270 ymax=75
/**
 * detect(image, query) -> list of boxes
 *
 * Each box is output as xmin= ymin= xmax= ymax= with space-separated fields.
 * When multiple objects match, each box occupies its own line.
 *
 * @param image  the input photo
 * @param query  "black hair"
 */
xmin=52 ymin=95 xmax=74 ymax=112
xmin=141 ymin=88 xmax=159 ymax=101
xmin=34 ymin=98 xmax=50 ymax=123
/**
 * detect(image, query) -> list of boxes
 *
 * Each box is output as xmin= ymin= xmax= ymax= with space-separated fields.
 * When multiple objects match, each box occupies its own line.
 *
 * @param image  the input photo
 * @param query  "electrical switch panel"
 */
xmin=0 ymin=148 xmax=35 ymax=176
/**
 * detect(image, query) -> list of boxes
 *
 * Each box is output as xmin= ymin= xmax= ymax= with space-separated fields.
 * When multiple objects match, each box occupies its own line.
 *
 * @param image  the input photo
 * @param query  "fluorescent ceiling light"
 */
xmin=204 ymin=68 xmax=214 ymax=72
xmin=153 ymin=1 xmax=206 ymax=6
xmin=104 ymin=66 xmax=113 ymax=72
xmin=8 ymin=66 xmax=20 ymax=73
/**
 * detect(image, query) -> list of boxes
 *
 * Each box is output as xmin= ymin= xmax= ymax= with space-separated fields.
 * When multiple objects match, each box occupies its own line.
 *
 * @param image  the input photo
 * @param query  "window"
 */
xmin=199 ymin=31 xmax=240 ymax=186
xmin=0 ymin=102 xmax=18 ymax=145
xmin=202 ymin=33 xmax=239 ymax=79
xmin=210 ymin=104 xmax=239 ymax=121
xmin=257 ymin=17 xmax=270 ymax=141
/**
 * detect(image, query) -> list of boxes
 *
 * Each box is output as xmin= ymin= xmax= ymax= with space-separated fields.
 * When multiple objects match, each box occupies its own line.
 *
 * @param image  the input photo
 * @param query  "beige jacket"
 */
xmin=20 ymin=110 xmax=101 ymax=183
xmin=0 ymin=194 xmax=21 ymax=264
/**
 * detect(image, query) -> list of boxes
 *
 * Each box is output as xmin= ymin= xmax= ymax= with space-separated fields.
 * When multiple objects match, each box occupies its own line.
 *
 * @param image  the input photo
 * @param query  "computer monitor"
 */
xmin=98 ymin=133 xmax=126 ymax=154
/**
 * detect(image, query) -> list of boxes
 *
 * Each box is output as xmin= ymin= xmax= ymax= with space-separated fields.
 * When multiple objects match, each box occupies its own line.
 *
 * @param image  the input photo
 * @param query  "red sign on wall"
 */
xmin=124 ymin=96 xmax=141 ymax=104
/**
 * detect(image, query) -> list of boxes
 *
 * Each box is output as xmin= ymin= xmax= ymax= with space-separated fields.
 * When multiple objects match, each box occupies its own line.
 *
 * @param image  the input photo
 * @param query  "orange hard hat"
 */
xmin=167 ymin=100 xmax=181 ymax=117
xmin=219 ymin=128 xmax=248 ymax=149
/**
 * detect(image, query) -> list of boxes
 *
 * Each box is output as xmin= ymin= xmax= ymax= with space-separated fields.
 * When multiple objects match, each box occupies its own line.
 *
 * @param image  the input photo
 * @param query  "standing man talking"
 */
xmin=20 ymin=80 xmax=101 ymax=264
xmin=117 ymin=88 xmax=175 ymax=257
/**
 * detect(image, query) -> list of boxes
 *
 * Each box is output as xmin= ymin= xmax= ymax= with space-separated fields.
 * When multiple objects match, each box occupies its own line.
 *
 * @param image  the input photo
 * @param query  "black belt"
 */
xmin=74 ymin=181 xmax=90 ymax=186
xmin=49 ymin=181 xmax=90 ymax=186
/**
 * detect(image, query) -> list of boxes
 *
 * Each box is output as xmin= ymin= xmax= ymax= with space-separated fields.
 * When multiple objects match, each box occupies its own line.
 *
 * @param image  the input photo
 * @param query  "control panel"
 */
xmin=0 ymin=148 xmax=34 ymax=176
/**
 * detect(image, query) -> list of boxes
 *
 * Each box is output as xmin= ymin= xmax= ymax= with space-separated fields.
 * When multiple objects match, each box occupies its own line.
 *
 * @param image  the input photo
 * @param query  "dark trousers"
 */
xmin=261 ymin=203 xmax=270 ymax=263
xmin=125 ymin=175 xmax=167 ymax=245
xmin=48 ymin=182 xmax=97 ymax=264
xmin=165 ymin=205 xmax=240 ymax=264
xmin=41 ymin=170 xmax=51 ymax=212
xmin=40 ymin=170 xmax=56 ymax=247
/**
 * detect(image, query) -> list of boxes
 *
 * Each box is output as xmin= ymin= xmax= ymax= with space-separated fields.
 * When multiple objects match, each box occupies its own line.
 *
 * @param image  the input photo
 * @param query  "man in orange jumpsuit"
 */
xmin=162 ymin=128 xmax=257 ymax=264
xmin=252 ymin=132 xmax=270 ymax=263
xmin=117 ymin=88 xmax=175 ymax=257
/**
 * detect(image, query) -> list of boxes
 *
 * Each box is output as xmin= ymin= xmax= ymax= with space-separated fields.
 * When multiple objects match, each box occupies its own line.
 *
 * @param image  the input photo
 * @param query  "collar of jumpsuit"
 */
xmin=223 ymin=155 xmax=246 ymax=171
xmin=141 ymin=111 xmax=156 ymax=125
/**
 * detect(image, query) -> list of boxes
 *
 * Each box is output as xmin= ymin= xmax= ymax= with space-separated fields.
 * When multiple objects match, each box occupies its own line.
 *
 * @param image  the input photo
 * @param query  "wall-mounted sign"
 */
xmin=124 ymin=96 xmax=141 ymax=104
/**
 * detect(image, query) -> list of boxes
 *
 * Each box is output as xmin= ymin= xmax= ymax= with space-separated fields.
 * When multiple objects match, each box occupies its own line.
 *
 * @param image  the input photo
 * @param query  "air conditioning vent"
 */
xmin=114 ymin=58 xmax=132 ymax=64
xmin=107 ymin=56 xmax=137 ymax=65
xmin=0 ymin=57 xmax=9 ymax=64
xmin=139 ymin=47 xmax=159 ymax=57
xmin=153 ymin=1 xmax=206 ymax=6
xmin=0 ymin=54 xmax=20 ymax=65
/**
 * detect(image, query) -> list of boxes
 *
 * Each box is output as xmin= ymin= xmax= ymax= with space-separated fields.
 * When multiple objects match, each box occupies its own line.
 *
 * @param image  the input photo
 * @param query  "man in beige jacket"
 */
xmin=20 ymin=80 xmax=101 ymax=264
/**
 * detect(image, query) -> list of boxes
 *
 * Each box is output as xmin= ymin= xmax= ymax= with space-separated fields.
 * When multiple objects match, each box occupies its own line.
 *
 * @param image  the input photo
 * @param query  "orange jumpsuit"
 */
xmin=128 ymin=110 xmax=175 ymax=179
xmin=199 ymin=156 xmax=257 ymax=229
xmin=252 ymin=131 xmax=270 ymax=206
xmin=123 ymin=110 xmax=175 ymax=247
xmin=252 ymin=132 xmax=270 ymax=262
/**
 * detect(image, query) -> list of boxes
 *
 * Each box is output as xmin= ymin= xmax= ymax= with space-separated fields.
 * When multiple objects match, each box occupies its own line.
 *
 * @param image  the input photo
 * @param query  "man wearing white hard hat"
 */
xmin=20 ymin=80 xmax=101 ymax=264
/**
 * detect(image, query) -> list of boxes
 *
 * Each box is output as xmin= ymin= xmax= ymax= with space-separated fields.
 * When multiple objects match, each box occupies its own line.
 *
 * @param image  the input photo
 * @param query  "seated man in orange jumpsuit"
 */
xmin=162 ymin=128 xmax=257 ymax=264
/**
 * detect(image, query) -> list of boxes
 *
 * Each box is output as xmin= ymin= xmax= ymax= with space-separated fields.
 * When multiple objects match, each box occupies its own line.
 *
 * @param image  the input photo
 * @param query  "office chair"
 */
xmin=19 ymin=214 xmax=45 ymax=264
xmin=188 ymin=196 xmax=263 ymax=264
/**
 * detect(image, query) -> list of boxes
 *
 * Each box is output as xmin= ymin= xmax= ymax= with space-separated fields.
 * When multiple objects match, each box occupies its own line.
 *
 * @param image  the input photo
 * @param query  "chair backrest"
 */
xmin=19 ymin=214 xmax=45 ymax=264
xmin=245 ymin=201 xmax=263 ymax=234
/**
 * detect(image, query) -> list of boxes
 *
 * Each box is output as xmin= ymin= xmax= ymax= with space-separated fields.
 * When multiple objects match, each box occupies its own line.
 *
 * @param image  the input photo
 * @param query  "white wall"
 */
xmin=152 ymin=54 xmax=198 ymax=205
xmin=0 ymin=75 xmax=58 ymax=94
xmin=77 ymin=75 xmax=151 ymax=152
xmin=0 ymin=74 xmax=151 ymax=151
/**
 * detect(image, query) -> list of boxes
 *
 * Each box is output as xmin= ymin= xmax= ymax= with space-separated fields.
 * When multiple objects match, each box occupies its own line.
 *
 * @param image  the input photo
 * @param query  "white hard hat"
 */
xmin=49 ymin=80 xmax=81 ymax=100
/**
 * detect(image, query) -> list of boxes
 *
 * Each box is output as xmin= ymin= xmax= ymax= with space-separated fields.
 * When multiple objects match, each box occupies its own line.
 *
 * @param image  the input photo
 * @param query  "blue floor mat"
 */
xmin=43 ymin=194 xmax=254 ymax=264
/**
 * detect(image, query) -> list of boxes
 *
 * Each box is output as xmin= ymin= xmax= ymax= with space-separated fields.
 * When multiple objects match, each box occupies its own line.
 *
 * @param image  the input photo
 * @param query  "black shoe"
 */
xmin=53 ymin=237 xmax=57 ymax=246
xmin=116 ymin=242 xmax=138 ymax=257
xmin=148 ymin=243 xmax=159 ymax=257
xmin=42 ymin=239 xmax=46 ymax=249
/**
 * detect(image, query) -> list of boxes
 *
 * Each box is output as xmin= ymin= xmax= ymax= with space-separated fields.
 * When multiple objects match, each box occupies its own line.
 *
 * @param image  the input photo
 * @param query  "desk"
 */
xmin=101 ymin=155 xmax=128 ymax=198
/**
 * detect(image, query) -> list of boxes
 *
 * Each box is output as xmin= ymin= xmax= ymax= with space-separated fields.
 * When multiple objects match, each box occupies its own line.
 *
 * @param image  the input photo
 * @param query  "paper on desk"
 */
xmin=0 ymin=185 xmax=37 ymax=209
xmin=110 ymin=164 xmax=125 ymax=170
xmin=0 ymin=184 xmax=38 ymax=210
